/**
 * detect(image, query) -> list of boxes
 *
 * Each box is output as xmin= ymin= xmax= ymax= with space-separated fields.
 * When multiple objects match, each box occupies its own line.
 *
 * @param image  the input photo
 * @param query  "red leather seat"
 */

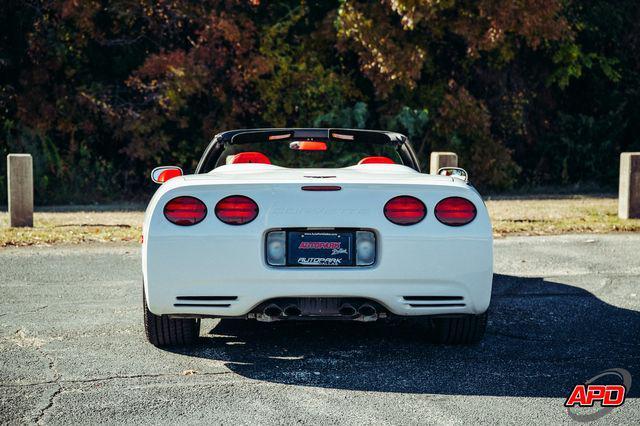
xmin=358 ymin=156 xmax=395 ymax=165
xmin=228 ymin=152 xmax=271 ymax=164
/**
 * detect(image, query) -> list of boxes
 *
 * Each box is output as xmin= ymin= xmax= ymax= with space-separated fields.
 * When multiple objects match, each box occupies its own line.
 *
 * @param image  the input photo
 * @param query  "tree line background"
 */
xmin=1 ymin=0 xmax=639 ymax=204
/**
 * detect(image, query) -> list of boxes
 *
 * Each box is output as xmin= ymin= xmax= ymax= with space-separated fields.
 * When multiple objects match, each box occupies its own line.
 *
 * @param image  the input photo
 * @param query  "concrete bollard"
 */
xmin=430 ymin=152 xmax=458 ymax=174
xmin=7 ymin=154 xmax=34 ymax=227
xmin=619 ymin=152 xmax=640 ymax=219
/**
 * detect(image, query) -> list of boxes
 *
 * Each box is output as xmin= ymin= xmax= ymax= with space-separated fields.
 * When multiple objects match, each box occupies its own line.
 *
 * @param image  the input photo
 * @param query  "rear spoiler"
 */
xmin=218 ymin=128 xmax=407 ymax=146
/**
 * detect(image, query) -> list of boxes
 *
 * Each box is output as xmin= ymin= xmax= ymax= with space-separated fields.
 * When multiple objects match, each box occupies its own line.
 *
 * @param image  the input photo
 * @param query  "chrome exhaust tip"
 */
xmin=338 ymin=304 xmax=357 ymax=316
xmin=358 ymin=304 xmax=376 ymax=317
xmin=263 ymin=304 xmax=283 ymax=317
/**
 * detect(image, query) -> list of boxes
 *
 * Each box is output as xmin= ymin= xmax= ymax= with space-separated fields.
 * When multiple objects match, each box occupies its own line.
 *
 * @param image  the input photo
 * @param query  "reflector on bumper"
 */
xmin=266 ymin=231 xmax=286 ymax=266
xmin=356 ymin=231 xmax=376 ymax=266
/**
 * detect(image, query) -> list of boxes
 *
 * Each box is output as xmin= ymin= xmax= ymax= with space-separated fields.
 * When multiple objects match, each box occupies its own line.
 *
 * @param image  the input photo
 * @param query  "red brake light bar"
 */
xmin=301 ymin=186 xmax=342 ymax=191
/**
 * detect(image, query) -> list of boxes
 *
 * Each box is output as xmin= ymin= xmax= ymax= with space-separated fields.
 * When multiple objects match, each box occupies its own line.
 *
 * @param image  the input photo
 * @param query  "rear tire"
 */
xmin=143 ymin=291 xmax=200 ymax=347
xmin=431 ymin=312 xmax=487 ymax=344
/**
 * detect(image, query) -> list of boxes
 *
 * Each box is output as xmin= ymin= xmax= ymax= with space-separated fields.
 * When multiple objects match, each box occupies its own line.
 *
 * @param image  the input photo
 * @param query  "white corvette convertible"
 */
xmin=142 ymin=128 xmax=492 ymax=346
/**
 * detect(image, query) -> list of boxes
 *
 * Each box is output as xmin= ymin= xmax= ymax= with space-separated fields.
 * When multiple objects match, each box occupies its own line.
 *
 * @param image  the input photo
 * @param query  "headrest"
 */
xmin=227 ymin=152 xmax=271 ymax=165
xmin=358 ymin=156 xmax=395 ymax=165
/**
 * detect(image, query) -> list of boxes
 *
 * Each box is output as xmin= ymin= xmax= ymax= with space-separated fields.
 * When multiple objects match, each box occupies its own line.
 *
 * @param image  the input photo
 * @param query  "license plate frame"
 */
xmin=286 ymin=231 xmax=355 ymax=267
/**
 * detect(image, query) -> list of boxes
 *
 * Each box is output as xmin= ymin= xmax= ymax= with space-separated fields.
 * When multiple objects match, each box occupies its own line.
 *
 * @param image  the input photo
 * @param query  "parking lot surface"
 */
xmin=1 ymin=234 xmax=639 ymax=424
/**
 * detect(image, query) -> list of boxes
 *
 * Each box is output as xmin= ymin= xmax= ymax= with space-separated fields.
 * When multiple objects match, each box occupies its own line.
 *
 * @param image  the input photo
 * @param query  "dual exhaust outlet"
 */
xmin=263 ymin=304 xmax=301 ymax=317
xmin=260 ymin=303 xmax=377 ymax=321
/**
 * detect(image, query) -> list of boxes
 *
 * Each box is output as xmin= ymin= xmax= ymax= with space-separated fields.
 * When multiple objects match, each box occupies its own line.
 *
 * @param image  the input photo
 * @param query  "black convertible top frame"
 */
xmin=195 ymin=128 xmax=421 ymax=173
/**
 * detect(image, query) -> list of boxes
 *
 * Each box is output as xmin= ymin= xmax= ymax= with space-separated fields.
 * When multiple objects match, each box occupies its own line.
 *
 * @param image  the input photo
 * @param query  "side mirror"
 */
xmin=151 ymin=166 xmax=183 ymax=184
xmin=437 ymin=167 xmax=468 ymax=182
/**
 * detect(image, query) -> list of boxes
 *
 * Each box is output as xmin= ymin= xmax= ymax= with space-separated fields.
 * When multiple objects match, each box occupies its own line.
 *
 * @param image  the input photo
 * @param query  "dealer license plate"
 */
xmin=287 ymin=231 xmax=354 ymax=266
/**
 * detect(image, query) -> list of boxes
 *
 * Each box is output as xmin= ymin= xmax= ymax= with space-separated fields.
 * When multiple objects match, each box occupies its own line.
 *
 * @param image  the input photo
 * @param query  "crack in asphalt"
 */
xmin=0 ymin=305 xmax=48 ymax=318
xmin=486 ymin=330 xmax=640 ymax=348
xmin=2 ymin=371 xmax=233 ymax=389
xmin=34 ymin=384 xmax=62 ymax=425
xmin=6 ymin=329 xmax=232 ymax=422
xmin=29 ymin=335 xmax=61 ymax=425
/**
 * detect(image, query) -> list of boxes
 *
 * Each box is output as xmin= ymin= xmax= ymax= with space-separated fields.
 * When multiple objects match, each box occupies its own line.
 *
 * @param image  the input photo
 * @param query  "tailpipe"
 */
xmin=338 ymin=304 xmax=357 ymax=316
xmin=263 ymin=304 xmax=283 ymax=318
xmin=283 ymin=305 xmax=302 ymax=317
xmin=358 ymin=304 xmax=376 ymax=317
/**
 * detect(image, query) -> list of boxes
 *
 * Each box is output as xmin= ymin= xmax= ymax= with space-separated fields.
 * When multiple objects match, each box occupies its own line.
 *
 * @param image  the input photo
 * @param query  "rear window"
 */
xmin=214 ymin=140 xmax=402 ymax=169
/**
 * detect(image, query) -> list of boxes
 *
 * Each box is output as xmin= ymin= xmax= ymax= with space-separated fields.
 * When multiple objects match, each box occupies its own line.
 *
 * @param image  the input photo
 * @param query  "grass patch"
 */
xmin=487 ymin=196 xmax=640 ymax=237
xmin=0 ymin=210 xmax=142 ymax=246
xmin=1 ymin=196 xmax=639 ymax=246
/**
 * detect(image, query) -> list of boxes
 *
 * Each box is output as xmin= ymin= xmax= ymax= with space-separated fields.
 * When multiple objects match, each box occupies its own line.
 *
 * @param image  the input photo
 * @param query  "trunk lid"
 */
xmin=183 ymin=163 xmax=459 ymax=187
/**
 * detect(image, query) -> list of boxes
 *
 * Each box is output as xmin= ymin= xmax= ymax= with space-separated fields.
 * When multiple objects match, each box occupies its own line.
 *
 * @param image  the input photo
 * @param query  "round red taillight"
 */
xmin=164 ymin=196 xmax=207 ymax=226
xmin=435 ymin=197 xmax=477 ymax=226
xmin=215 ymin=195 xmax=259 ymax=225
xmin=384 ymin=196 xmax=426 ymax=225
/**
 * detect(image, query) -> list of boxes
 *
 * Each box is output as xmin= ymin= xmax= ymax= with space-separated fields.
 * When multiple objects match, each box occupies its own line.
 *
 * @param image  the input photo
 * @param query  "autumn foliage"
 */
xmin=1 ymin=0 xmax=639 ymax=203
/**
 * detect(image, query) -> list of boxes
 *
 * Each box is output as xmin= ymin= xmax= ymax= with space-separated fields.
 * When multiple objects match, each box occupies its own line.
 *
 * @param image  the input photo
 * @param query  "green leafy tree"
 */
xmin=1 ymin=0 xmax=638 ymax=203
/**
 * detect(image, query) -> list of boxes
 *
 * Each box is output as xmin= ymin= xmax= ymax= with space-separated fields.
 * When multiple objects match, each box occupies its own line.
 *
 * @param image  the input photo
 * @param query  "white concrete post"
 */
xmin=430 ymin=152 xmax=458 ymax=174
xmin=7 ymin=154 xmax=34 ymax=227
xmin=619 ymin=152 xmax=640 ymax=219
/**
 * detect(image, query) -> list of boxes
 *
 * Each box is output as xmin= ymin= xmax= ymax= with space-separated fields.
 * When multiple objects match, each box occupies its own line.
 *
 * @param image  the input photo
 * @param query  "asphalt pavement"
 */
xmin=1 ymin=234 xmax=639 ymax=424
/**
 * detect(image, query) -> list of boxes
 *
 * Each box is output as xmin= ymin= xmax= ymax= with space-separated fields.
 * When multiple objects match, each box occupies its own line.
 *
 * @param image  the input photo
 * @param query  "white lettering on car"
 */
xmin=297 ymin=257 xmax=342 ymax=265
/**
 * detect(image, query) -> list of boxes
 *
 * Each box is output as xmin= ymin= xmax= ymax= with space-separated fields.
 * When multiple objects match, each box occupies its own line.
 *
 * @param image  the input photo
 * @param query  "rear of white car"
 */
xmin=142 ymin=161 xmax=492 ymax=347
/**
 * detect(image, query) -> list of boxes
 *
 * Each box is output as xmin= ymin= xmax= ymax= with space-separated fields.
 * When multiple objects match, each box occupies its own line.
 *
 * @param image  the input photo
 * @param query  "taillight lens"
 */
xmin=164 ymin=196 xmax=207 ymax=226
xmin=384 ymin=196 xmax=426 ymax=225
xmin=435 ymin=197 xmax=477 ymax=226
xmin=215 ymin=195 xmax=259 ymax=225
